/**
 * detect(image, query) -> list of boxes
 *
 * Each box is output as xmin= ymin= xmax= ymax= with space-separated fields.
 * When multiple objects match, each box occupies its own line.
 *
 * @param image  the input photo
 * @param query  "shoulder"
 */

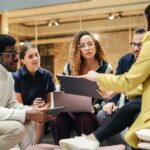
xmin=119 ymin=53 xmax=134 ymax=62
xmin=102 ymin=60 xmax=112 ymax=68
xmin=12 ymin=68 xmax=22 ymax=79
xmin=39 ymin=67 xmax=53 ymax=77
xmin=63 ymin=62 xmax=71 ymax=75
xmin=97 ymin=60 xmax=113 ymax=73
xmin=143 ymin=31 xmax=150 ymax=43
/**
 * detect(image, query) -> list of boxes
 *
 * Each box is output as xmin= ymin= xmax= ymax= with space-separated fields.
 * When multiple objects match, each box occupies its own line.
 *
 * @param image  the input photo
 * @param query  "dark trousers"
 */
xmin=51 ymin=112 xmax=98 ymax=144
xmin=94 ymin=97 xmax=141 ymax=142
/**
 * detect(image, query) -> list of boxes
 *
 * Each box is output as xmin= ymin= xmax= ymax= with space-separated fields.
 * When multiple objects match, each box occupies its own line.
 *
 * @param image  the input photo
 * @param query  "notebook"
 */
xmin=56 ymin=74 xmax=101 ymax=99
xmin=53 ymin=91 xmax=92 ymax=112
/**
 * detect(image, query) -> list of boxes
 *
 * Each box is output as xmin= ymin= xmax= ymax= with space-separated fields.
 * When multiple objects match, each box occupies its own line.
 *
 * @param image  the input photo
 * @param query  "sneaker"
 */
xmin=59 ymin=136 xmax=99 ymax=150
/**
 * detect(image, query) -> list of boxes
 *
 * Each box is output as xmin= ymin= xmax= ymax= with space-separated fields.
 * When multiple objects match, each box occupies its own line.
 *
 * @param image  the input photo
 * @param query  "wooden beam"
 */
xmin=10 ymin=15 xmax=144 ymax=38
xmin=8 ymin=0 xmax=148 ymax=24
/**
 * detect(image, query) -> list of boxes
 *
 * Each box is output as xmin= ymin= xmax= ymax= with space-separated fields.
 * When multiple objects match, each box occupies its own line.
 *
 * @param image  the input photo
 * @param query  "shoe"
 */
xmin=59 ymin=136 xmax=99 ymax=150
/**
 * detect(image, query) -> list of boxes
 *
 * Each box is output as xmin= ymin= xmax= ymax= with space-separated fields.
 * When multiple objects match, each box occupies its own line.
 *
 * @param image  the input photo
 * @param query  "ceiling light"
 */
xmin=118 ymin=12 xmax=122 ymax=19
xmin=54 ymin=20 xmax=60 ymax=26
xmin=48 ymin=19 xmax=60 ymax=27
xmin=108 ymin=13 xmax=114 ymax=20
xmin=48 ymin=21 xmax=52 ymax=27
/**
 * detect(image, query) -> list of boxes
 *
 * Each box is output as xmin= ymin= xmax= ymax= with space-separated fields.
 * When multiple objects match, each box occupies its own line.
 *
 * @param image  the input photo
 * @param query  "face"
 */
xmin=79 ymin=35 xmax=96 ymax=60
xmin=0 ymin=45 xmax=19 ymax=72
xmin=130 ymin=33 xmax=145 ymax=59
xmin=21 ymin=48 xmax=40 ymax=72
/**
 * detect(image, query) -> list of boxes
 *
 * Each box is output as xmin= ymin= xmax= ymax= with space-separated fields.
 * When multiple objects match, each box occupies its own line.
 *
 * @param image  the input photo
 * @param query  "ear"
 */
xmin=20 ymin=59 xmax=25 ymax=65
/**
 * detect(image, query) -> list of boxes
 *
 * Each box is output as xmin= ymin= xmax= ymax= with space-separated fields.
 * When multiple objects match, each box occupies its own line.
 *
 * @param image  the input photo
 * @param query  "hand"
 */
xmin=98 ymin=91 xmax=112 ymax=100
xmin=102 ymin=103 xmax=117 ymax=115
xmin=91 ymin=106 xmax=96 ymax=114
xmin=33 ymin=97 xmax=45 ymax=108
xmin=79 ymin=70 xmax=99 ymax=82
xmin=26 ymin=107 xmax=52 ymax=123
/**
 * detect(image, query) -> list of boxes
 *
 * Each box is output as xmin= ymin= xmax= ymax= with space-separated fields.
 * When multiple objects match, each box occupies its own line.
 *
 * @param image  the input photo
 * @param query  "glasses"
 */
xmin=130 ymin=42 xmax=142 ymax=49
xmin=78 ymin=43 xmax=95 ymax=51
xmin=0 ymin=50 xmax=19 ymax=59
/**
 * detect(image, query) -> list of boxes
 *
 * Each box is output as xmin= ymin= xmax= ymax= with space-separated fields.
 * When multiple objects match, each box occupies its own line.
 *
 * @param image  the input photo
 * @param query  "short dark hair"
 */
xmin=145 ymin=5 xmax=150 ymax=31
xmin=134 ymin=27 xmax=146 ymax=34
xmin=0 ymin=34 xmax=16 ymax=53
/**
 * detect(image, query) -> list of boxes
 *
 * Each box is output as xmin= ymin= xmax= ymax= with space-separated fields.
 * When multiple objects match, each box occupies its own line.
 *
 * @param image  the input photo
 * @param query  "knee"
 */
xmin=51 ymin=114 xmax=68 ymax=127
xmin=97 ymin=110 xmax=108 ymax=125
xmin=11 ymin=121 xmax=25 ymax=139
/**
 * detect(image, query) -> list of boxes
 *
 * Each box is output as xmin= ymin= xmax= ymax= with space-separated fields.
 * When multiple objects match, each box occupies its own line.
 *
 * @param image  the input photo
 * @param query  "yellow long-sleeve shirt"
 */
xmin=95 ymin=31 xmax=150 ymax=148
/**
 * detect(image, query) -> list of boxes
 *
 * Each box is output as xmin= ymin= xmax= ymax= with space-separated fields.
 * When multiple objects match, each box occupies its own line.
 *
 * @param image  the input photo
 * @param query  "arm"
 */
xmin=15 ymin=92 xmax=24 ymax=104
xmin=98 ymin=90 xmax=119 ymax=100
xmin=44 ymin=92 xmax=51 ymax=108
xmin=126 ymin=84 xmax=142 ymax=100
xmin=83 ymin=35 xmax=150 ymax=93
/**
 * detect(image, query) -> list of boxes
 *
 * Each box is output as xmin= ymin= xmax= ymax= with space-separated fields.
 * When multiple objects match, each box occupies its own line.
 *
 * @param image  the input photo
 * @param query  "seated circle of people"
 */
xmin=59 ymin=4 xmax=150 ymax=150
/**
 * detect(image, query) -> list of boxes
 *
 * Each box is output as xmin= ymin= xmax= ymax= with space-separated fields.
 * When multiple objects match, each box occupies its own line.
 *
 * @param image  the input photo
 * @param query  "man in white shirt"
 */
xmin=0 ymin=34 xmax=51 ymax=150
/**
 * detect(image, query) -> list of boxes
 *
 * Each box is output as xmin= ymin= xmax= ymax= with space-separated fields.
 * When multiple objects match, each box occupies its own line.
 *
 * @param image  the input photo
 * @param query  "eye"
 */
xmin=35 ymin=53 xmax=39 ymax=57
xmin=79 ymin=45 xmax=85 ymax=48
xmin=28 ymin=54 xmax=34 ymax=59
xmin=88 ymin=43 xmax=94 ymax=46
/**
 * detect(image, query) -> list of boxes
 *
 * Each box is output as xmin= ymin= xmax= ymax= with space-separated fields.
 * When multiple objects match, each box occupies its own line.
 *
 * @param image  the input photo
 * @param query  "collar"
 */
xmin=0 ymin=64 xmax=9 ymax=76
xmin=21 ymin=65 xmax=44 ymax=76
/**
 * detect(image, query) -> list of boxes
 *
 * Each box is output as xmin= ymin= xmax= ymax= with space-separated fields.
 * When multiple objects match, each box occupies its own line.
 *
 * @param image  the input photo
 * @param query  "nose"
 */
xmin=134 ymin=45 xmax=140 ymax=51
xmin=84 ymin=45 xmax=90 ymax=51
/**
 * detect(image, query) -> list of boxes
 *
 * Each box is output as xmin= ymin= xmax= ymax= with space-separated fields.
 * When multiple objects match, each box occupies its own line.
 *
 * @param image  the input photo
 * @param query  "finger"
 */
xmin=77 ymin=75 xmax=85 ymax=78
xmin=112 ymin=106 xmax=117 ymax=111
xmin=40 ymin=108 xmax=51 ymax=114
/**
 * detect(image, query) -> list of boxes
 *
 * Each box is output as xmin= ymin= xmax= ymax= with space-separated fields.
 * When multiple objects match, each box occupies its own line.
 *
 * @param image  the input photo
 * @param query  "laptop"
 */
xmin=53 ymin=91 xmax=92 ymax=112
xmin=56 ymin=74 xmax=102 ymax=99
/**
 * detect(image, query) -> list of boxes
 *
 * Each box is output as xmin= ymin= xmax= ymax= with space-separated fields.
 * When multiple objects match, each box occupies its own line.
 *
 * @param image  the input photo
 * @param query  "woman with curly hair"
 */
xmin=51 ymin=30 xmax=113 ymax=145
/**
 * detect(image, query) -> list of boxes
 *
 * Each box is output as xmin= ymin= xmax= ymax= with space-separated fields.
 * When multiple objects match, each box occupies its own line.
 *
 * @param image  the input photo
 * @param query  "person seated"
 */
xmin=96 ymin=27 xmax=145 ymax=146
xmin=51 ymin=30 xmax=113 ymax=145
xmin=0 ymin=34 xmax=51 ymax=150
xmin=12 ymin=42 xmax=56 ymax=144
xmin=58 ymin=4 xmax=150 ymax=149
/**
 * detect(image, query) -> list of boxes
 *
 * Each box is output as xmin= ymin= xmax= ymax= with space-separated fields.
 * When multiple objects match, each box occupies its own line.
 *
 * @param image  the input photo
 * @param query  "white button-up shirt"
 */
xmin=0 ymin=64 xmax=26 ymax=123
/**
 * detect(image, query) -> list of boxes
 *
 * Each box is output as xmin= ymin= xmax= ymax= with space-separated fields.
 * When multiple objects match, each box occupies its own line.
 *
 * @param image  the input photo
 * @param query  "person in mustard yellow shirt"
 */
xmin=59 ymin=4 xmax=150 ymax=150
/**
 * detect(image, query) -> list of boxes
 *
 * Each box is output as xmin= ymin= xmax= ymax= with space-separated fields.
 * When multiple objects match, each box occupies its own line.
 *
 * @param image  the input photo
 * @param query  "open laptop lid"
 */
xmin=57 ymin=74 xmax=101 ymax=99
xmin=53 ymin=91 xmax=92 ymax=112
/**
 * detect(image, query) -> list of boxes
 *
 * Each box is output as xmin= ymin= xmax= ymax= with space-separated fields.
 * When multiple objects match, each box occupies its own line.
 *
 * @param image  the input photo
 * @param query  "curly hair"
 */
xmin=70 ymin=30 xmax=107 ymax=76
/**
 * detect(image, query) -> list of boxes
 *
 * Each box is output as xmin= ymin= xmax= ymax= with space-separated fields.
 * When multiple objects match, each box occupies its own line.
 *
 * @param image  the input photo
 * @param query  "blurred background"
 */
xmin=0 ymin=0 xmax=149 ymax=80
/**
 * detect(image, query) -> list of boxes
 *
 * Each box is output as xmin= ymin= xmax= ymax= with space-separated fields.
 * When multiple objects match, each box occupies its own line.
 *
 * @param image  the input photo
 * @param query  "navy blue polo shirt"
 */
xmin=110 ymin=53 xmax=136 ymax=104
xmin=116 ymin=53 xmax=135 ymax=75
xmin=12 ymin=66 xmax=56 ymax=106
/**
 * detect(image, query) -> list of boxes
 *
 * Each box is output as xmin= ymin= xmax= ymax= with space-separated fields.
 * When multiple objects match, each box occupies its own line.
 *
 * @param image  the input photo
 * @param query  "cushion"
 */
xmin=138 ymin=142 xmax=150 ymax=150
xmin=25 ymin=144 xmax=61 ymax=150
xmin=135 ymin=129 xmax=150 ymax=141
xmin=98 ymin=144 xmax=125 ymax=150
xmin=26 ymin=144 xmax=125 ymax=150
